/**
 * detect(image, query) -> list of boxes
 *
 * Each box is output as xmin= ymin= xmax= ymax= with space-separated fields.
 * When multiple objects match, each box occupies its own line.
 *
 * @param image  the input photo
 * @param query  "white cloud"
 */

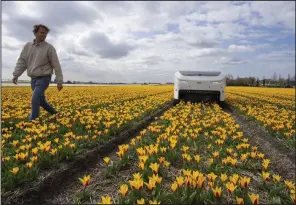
xmin=215 ymin=56 xmax=250 ymax=65
xmin=228 ymin=45 xmax=255 ymax=52
xmin=189 ymin=48 xmax=225 ymax=57
xmin=256 ymin=50 xmax=295 ymax=61
xmin=250 ymin=1 xmax=295 ymax=32
xmin=2 ymin=1 xmax=295 ymax=82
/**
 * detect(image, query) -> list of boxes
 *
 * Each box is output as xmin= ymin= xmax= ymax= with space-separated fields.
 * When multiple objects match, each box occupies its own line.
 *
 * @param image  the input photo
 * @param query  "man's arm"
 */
xmin=12 ymin=44 xmax=28 ymax=80
xmin=48 ymin=46 xmax=63 ymax=84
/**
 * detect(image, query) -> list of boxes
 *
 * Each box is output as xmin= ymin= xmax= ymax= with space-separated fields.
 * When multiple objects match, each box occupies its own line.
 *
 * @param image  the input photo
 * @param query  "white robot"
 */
xmin=173 ymin=70 xmax=226 ymax=105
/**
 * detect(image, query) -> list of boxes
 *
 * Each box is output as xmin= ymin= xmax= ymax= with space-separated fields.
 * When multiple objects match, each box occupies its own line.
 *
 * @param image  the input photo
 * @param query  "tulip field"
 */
xmin=1 ymin=86 xmax=173 ymax=192
xmin=1 ymin=85 xmax=295 ymax=204
xmin=226 ymin=87 xmax=295 ymax=149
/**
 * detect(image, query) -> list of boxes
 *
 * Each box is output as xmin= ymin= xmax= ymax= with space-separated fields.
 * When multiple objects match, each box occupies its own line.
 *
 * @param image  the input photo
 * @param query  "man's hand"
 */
xmin=57 ymin=83 xmax=63 ymax=91
xmin=12 ymin=77 xmax=18 ymax=84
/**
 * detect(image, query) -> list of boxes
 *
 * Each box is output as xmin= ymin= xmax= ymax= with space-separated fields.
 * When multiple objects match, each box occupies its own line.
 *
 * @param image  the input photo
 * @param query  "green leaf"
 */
xmin=188 ymin=191 xmax=197 ymax=204
xmin=270 ymin=185 xmax=285 ymax=197
xmin=181 ymin=195 xmax=187 ymax=204
xmin=270 ymin=196 xmax=281 ymax=204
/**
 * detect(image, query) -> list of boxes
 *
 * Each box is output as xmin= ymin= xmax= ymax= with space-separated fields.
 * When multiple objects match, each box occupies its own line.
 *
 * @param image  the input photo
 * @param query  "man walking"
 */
xmin=12 ymin=24 xmax=64 ymax=121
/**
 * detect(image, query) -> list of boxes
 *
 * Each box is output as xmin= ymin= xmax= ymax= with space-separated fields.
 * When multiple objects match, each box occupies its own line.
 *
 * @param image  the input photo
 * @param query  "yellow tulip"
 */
xmin=10 ymin=167 xmax=19 ymax=175
xmin=163 ymin=161 xmax=170 ymax=167
xmin=160 ymin=147 xmax=167 ymax=153
xmin=207 ymin=172 xmax=217 ymax=183
xmin=137 ymin=198 xmax=145 ymax=204
xmin=197 ymin=176 xmax=205 ymax=188
xmin=176 ymin=176 xmax=184 ymax=188
xmin=129 ymin=178 xmax=143 ymax=190
xmin=285 ymin=180 xmax=295 ymax=190
xmin=248 ymin=193 xmax=259 ymax=205
xmin=103 ymin=157 xmax=110 ymax=165
xmin=262 ymin=159 xmax=270 ymax=170
xmin=236 ymin=196 xmax=244 ymax=204
xmin=119 ymin=184 xmax=128 ymax=197
xmin=149 ymin=174 xmax=162 ymax=184
xmin=239 ymin=176 xmax=251 ymax=188
xmin=272 ymin=174 xmax=281 ymax=182
xmin=139 ymin=155 xmax=148 ymax=164
xmin=194 ymin=154 xmax=201 ymax=163
xmin=158 ymin=157 xmax=165 ymax=164
xmin=181 ymin=146 xmax=190 ymax=153
xmin=149 ymin=200 xmax=160 ymax=204
xmin=257 ymin=153 xmax=264 ymax=160
xmin=149 ymin=163 xmax=159 ymax=174
xmin=230 ymin=158 xmax=237 ymax=166
xmin=50 ymin=148 xmax=57 ymax=156
xmin=220 ymin=173 xmax=228 ymax=182
xmin=98 ymin=195 xmax=112 ymax=204
xmin=116 ymin=150 xmax=125 ymax=159
xmin=212 ymin=186 xmax=222 ymax=198
xmin=230 ymin=174 xmax=240 ymax=185
xmin=145 ymin=179 xmax=156 ymax=190
xmin=79 ymin=175 xmax=91 ymax=187
xmin=226 ymin=182 xmax=237 ymax=193
xmin=212 ymin=151 xmax=219 ymax=158
xmin=262 ymin=171 xmax=270 ymax=181
xmin=138 ymin=162 xmax=145 ymax=170
xmin=240 ymin=154 xmax=248 ymax=163
xmin=26 ymin=162 xmax=33 ymax=169
xmin=133 ymin=172 xmax=142 ymax=180
xmin=171 ymin=181 xmax=178 ymax=192
xmin=182 ymin=169 xmax=192 ymax=177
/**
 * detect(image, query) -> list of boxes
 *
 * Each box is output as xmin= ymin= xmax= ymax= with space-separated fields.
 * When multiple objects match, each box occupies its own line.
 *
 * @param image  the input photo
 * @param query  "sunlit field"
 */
xmin=95 ymin=102 xmax=295 ymax=204
xmin=226 ymin=87 xmax=295 ymax=149
xmin=1 ymin=86 xmax=295 ymax=204
xmin=1 ymin=85 xmax=173 ymax=191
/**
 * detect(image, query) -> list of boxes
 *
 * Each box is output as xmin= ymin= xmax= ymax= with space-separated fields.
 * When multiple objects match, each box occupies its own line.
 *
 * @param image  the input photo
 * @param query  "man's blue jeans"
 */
xmin=29 ymin=75 xmax=57 ymax=121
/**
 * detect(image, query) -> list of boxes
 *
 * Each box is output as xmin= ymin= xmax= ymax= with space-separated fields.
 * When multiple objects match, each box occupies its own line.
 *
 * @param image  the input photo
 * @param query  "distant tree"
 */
xmin=256 ymin=78 xmax=259 ymax=86
xmin=272 ymin=72 xmax=278 ymax=82
xmin=287 ymin=74 xmax=291 ymax=87
xmin=263 ymin=79 xmax=266 ymax=86
xmin=278 ymin=74 xmax=284 ymax=87
xmin=226 ymin=73 xmax=234 ymax=80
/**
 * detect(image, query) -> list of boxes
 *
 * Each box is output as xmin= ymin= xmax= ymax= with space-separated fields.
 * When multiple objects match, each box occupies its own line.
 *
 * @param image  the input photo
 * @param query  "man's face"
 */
xmin=35 ymin=27 xmax=48 ymax=41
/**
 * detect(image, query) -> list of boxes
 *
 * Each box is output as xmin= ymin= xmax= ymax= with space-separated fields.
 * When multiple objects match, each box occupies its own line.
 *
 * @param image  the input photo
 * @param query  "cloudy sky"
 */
xmin=2 ymin=1 xmax=295 ymax=83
